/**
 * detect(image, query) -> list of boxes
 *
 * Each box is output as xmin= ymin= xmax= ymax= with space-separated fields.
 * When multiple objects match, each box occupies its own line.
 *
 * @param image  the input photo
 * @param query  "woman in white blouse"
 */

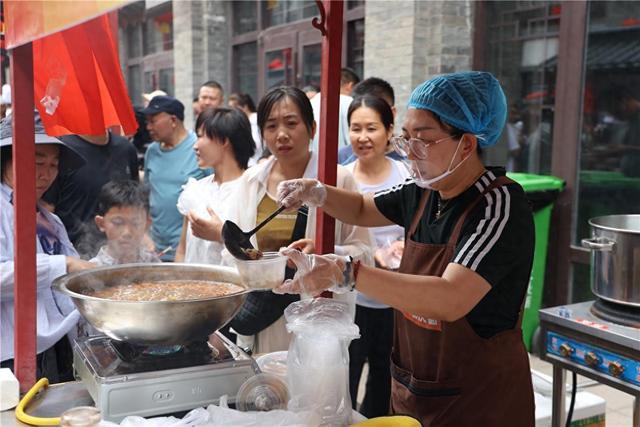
xmin=175 ymin=107 xmax=255 ymax=264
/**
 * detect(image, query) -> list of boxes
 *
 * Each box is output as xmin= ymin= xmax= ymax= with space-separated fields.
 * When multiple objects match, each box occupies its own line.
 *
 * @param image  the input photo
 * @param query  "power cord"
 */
xmin=565 ymin=371 xmax=577 ymax=427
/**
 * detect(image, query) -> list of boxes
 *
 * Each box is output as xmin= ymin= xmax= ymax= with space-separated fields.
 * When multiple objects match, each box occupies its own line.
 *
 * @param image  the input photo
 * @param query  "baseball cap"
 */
xmin=141 ymin=95 xmax=185 ymax=121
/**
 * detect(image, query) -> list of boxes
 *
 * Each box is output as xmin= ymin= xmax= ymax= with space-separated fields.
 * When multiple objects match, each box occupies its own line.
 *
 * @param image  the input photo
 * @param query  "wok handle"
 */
xmin=581 ymin=237 xmax=615 ymax=252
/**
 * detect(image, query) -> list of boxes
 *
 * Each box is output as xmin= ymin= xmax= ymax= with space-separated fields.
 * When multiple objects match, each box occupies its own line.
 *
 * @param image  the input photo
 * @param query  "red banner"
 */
xmin=32 ymin=14 xmax=137 ymax=136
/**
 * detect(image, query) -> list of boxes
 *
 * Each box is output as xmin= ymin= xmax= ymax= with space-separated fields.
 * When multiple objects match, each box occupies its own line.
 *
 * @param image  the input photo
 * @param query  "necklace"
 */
xmin=434 ymin=168 xmax=487 ymax=219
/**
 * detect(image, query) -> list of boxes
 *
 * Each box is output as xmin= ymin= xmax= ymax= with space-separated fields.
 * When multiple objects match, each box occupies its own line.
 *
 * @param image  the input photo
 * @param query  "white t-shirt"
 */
xmin=176 ymin=175 xmax=242 ymax=264
xmin=310 ymin=93 xmax=353 ymax=153
xmin=346 ymin=158 xmax=410 ymax=309
xmin=505 ymin=121 xmax=523 ymax=172
xmin=248 ymin=112 xmax=263 ymax=167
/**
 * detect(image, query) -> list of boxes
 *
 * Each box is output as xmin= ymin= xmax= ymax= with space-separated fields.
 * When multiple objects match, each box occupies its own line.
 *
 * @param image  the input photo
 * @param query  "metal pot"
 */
xmin=581 ymin=214 xmax=640 ymax=307
xmin=54 ymin=263 xmax=249 ymax=345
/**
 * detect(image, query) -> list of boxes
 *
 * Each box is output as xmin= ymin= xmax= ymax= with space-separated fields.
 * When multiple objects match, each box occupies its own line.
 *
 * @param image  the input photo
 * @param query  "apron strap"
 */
xmin=408 ymin=189 xmax=431 ymax=238
xmin=447 ymin=175 xmax=514 ymax=246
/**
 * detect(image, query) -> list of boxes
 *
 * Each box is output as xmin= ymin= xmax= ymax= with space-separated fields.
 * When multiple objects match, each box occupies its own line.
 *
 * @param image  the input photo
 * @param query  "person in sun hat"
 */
xmin=0 ymin=111 xmax=96 ymax=383
xmin=274 ymin=71 xmax=536 ymax=426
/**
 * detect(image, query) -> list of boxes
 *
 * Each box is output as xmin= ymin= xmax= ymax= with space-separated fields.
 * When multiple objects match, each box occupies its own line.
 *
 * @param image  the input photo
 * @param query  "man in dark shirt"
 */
xmin=43 ymin=132 xmax=139 ymax=257
xmin=373 ymin=167 xmax=533 ymax=338
xmin=274 ymin=72 xmax=536 ymax=425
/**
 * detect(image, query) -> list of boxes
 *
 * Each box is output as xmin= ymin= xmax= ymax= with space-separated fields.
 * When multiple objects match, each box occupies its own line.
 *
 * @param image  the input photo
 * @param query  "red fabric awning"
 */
xmin=32 ymin=14 xmax=137 ymax=136
xmin=4 ymin=0 xmax=130 ymax=49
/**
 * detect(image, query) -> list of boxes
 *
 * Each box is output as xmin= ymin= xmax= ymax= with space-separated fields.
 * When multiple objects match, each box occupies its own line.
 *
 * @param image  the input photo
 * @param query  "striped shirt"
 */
xmin=374 ymin=167 xmax=534 ymax=338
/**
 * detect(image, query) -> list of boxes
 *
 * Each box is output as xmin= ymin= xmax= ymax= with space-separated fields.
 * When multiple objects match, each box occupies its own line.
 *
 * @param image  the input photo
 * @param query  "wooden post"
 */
xmin=10 ymin=42 xmax=37 ymax=392
xmin=547 ymin=1 xmax=588 ymax=305
xmin=314 ymin=0 xmax=343 ymax=255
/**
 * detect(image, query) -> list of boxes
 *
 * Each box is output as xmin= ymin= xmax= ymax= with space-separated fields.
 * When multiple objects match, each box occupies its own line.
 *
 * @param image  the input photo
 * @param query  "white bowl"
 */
xmin=235 ymin=252 xmax=287 ymax=290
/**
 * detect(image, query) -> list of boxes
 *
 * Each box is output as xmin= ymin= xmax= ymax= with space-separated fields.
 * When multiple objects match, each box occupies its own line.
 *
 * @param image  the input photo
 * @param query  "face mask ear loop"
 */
xmin=445 ymin=136 xmax=464 ymax=173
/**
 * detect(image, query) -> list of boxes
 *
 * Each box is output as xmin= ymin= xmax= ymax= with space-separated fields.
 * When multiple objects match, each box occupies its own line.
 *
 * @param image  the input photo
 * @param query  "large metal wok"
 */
xmin=54 ymin=263 xmax=249 ymax=345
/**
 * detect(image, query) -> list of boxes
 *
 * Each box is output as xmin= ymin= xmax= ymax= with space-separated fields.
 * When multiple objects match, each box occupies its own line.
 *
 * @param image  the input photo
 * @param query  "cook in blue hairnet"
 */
xmin=272 ymin=72 xmax=535 ymax=425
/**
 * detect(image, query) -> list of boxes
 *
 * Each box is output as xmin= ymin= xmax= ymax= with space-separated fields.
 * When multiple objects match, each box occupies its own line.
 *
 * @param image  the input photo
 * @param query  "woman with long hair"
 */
xmin=344 ymin=95 xmax=409 ymax=417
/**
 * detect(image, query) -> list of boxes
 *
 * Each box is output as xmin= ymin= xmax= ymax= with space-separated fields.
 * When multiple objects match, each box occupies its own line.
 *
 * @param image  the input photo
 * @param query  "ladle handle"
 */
xmin=249 ymin=205 xmax=286 ymax=235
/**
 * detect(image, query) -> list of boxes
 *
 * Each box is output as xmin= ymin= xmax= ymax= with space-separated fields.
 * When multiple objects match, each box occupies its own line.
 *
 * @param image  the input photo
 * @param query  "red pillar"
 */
xmin=10 ymin=42 xmax=37 ymax=392
xmin=315 ymin=0 xmax=343 ymax=255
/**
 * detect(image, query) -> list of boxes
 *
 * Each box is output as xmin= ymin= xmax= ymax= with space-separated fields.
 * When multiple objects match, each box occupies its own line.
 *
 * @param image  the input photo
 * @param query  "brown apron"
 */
xmin=390 ymin=176 xmax=535 ymax=426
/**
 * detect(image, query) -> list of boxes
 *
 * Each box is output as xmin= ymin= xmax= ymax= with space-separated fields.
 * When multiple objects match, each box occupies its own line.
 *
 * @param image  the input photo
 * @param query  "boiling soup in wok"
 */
xmin=87 ymin=280 xmax=244 ymax=301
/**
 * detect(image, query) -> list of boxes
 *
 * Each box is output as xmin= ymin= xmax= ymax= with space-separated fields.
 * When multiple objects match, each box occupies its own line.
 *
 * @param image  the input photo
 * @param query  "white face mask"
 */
xmin=401 ymin=137 xmax=469 ymax=189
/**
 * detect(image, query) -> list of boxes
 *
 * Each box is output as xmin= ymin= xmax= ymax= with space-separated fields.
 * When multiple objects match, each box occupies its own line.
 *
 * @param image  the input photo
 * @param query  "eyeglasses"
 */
xmin=390 ymin=135 xmax=456 ymax=160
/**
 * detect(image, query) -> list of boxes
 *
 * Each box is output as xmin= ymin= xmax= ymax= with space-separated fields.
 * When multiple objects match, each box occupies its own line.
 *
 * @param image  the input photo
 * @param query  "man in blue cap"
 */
xmin=274 ymin=72 xmax=535 ymax=426
xmin=142 ymin=96 xmax=210 ymax=261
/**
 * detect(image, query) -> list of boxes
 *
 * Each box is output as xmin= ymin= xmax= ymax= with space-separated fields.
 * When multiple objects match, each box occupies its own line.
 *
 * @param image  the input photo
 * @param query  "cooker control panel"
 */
xmin=547 ymin=332 xmax=640 ymax=387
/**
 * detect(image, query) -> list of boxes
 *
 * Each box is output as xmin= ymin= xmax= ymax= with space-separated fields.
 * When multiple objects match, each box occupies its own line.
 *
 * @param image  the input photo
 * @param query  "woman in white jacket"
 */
xmin=227 ymin=86 xmax=372 ymax=354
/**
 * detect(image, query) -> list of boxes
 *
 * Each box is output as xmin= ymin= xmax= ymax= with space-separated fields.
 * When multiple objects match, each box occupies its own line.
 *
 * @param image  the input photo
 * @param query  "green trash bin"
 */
xmin=507 ymin=173 xmax=565 ymax=352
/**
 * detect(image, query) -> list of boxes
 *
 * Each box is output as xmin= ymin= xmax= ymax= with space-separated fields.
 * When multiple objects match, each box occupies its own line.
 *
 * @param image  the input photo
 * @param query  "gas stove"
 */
xmin=73 ymin=332 xmax=258 ymax=422
xmin=539 ymin=300 xmax=640 ymax=426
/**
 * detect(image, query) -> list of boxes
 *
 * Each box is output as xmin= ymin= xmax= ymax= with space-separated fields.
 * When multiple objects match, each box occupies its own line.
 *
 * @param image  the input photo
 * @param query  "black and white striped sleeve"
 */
xmin=373 ymin=178 xmax=416 ymax=228
xmin=452 ymin=184 xmax=534 ymax=287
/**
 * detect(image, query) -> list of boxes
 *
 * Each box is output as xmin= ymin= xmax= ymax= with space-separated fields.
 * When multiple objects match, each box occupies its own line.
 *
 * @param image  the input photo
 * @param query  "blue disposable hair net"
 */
xmin=407 ymin=71 xmax=507 ymax=148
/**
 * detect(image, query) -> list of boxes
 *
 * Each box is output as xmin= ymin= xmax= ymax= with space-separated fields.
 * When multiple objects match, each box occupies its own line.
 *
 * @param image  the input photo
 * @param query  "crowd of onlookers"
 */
xmin=1 ymin=68 xmax=409 ymax=417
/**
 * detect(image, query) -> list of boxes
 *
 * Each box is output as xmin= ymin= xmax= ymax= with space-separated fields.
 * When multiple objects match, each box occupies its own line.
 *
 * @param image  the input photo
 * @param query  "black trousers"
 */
xmin=1 ymin=336 xmax=75 ymax=384
xmin=348 ymin=305 xmax=394 ymax=418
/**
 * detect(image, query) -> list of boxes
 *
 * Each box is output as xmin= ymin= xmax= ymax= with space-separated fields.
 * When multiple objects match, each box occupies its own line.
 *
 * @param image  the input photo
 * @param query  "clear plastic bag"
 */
xmin=206 ymin=395 xmax=321 ymax=426
xmin=284 ymin=298 xmax=360 ymax=426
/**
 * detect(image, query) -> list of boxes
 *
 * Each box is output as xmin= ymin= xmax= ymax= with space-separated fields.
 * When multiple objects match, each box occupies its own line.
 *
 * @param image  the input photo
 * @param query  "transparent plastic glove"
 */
xmin=374 ymin=239 xmax=404 ymax=270
xmin=274 ymin=248 xmax=351 ymax=295
xmin=276 ymin=179 xmax=327 ymax=210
